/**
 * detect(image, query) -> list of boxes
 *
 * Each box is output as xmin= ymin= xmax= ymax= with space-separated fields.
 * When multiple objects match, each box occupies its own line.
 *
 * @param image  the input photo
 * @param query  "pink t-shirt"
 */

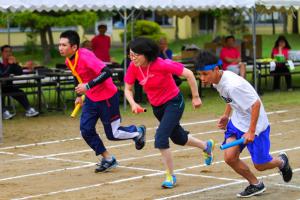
xmin=220 ymin=47 xmax=241 ymax=70
xmin=65 ymin=48 xmax=117 ymax=102
xmin=124 ymin=57 xmax=184 ymax=106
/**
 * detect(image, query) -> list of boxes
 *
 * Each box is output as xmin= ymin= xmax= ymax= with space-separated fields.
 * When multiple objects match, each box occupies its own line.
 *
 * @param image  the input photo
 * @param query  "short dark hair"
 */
xmin=98 ymin=24 xmax=107 ymax=30
xmin=60 ymin=30 xmax=80 ymax=48
xmin=1 ymin=45 xmax=12 ymax=52
xmin=194 ymin=50 xmax=219 ymax=70
xmin=225 ymin=35 xmax=235 ymax=42
xmin=129 ymin=37 xmax=159 ymax=62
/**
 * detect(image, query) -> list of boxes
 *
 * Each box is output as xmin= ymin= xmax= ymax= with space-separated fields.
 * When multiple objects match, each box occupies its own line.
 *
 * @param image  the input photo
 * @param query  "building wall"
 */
xmin=177 ymin=16 xmax=192 ymax=39
xmin=0 ymin=31 xmax=63 ymax=46
xmin=1 ymin=11 xmax=299 ymax=47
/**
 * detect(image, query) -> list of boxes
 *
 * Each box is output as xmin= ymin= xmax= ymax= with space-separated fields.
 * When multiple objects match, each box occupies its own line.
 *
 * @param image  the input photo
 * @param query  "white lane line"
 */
xmin=0 ymin=164 xmax=95 ymax=182
xmin=0 ymin=109 xmax=288 ymax=151
xmin=155 ymin=181 xmax=246 ymax=200
xmin=1 ymin=138 xmax=299 ymax=185
xmin=10 ymin=171 xmax=164 ymax=200
xmin=0 ymin=137 xmax=82 ymax=150
xmin=154 ymin=169 xmax=300 ymax=200
xmin=282 ymin=119 xmax=300 ymax=123
xmin=2 ymin=121 xmax=296 ymax=163
xmin=0 ymin=119 xmax=217 ymax=151
xmin=0 ymin=129 xmax=297 ymax=182
xmin=273 ymin=183 xmax=300 ymax=190
xmin=1 ymin=130 xmax=220 ymax=163
xmin=13 ymin=167 xmax=299 ymax=200
xmin=175 ymin=172 xmax=242 ymax=182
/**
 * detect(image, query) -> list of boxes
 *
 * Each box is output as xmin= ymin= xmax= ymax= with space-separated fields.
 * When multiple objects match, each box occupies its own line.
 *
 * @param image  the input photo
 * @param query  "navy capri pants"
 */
xmin=152 ymin=93 xmax=189 ymax=149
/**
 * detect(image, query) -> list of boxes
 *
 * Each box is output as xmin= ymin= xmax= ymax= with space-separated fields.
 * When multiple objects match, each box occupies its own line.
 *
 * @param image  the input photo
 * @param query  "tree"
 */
xmin=221 ymin=8 xmax=248 ymax=35
xmin=3 ymin=11 xmax=98 ymax=64
xmin=209 ymin=9 xmax=222 ymax=39
xmin=120 ymin=20 xmax=166 ymax=43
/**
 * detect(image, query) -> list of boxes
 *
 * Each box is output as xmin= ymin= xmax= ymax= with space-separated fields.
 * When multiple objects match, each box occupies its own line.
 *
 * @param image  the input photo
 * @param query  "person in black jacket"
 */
xmin=1 ymin=45 xmax=39 ymax=119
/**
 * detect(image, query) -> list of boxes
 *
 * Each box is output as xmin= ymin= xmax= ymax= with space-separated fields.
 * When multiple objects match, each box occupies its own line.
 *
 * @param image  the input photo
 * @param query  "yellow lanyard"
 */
xmin=66 ymin=51 xmax=82 ymax=83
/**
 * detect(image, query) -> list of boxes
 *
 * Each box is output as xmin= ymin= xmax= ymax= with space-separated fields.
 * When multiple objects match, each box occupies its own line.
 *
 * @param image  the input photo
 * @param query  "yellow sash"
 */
xmin=66 ymin=51 xmax=82 ymax=83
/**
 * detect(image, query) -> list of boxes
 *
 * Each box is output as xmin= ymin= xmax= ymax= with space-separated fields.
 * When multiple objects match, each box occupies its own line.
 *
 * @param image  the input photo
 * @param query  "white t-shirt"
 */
xmin=213 ymin=71 xmax=269 ymax=135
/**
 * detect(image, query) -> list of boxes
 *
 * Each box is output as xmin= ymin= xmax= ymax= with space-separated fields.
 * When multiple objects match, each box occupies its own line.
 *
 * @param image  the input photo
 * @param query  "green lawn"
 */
xmin=9 ymin=34 xmax=300 ymax=116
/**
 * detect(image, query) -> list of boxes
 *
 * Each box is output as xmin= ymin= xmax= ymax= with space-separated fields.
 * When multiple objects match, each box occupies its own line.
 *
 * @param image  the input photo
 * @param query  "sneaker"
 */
xmin=134 ymin=125 xmax=146 ymax=150
xmin=2 ymin=110 xmax=15 ymax=120
xmin=278 ymin=152 xmax=293 ymax=182
xmin=25 ymin=107 xmax=39 ymax=117
xmin=95 ymin=156 xmax=118 ymax=173
xmin=237 ymin=182 xmax=266 ymax=198
xmin=203 ymin=139 xmax=215 ymax=165
xmin=162 ymin=174 xmax=177 ymax=189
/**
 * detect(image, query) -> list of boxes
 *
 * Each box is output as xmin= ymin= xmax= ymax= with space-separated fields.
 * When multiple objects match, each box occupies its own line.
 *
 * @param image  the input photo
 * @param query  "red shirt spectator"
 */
xmin=271 ymin=48 xmax=289 ymax=60
xmin=220 ymin=47 xmax=240 ymax=70
xmin=91 ymin=24 xmax=111 ymax=62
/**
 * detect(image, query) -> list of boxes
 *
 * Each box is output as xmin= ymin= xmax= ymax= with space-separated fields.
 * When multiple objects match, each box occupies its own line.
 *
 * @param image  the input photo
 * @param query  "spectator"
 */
xmin=159 ymin=37 xmax=173 ymax=59
xmin=158 ymin=37 xmax=182 ymax=86
xmin=91 ymin=24 xmax=111 ymax=62
xmin=0 ymin=45 xmax=39 ymax=120
xmin=271 ymin=35 xmax=292 ymax=91
xmin=220 ymin=35 xmax=246 ymax=78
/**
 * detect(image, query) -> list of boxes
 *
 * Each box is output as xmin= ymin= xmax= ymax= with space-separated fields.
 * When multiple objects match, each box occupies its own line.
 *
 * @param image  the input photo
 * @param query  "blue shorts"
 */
xmin=223 ymin=120 xmax=273 ymax=165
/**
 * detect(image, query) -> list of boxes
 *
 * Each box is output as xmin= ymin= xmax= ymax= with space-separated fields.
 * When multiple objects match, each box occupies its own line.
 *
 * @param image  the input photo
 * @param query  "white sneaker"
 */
xmin=25 ymin=108 xmax=39 ymax=117
xmin=3 ymin=110 xmax=16 ymax=120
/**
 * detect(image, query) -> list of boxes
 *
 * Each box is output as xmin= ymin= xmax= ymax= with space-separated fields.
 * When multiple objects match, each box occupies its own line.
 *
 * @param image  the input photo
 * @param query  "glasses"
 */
xmin=129 ymin=50 xmax=141 ymax=60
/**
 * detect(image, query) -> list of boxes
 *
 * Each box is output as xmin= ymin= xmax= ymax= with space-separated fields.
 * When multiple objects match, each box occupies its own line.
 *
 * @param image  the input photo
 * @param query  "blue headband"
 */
xmin=196 ymin=60 xmax=222 ymax=71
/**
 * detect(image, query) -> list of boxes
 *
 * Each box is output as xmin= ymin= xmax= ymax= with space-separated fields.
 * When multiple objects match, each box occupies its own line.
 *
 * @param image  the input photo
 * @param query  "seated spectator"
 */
xmin=159 ymin=37 xmax=173 ymax=59
xmin=220 ymin=35 xmax=246 ymax=78
xmin=91 ymin=24 xmax=111 ymax=62
xmin=271 ymin=35 xmax=292 ymax=91
xmin=158 ymin=37 xmax=182 ymax=86
xmin=0 ymin=45 xmax=39 ymax=120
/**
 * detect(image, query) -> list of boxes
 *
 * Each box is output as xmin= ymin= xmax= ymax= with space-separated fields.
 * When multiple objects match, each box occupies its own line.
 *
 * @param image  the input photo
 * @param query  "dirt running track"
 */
xmin=0 ymin=105 xmax=300 ymax=200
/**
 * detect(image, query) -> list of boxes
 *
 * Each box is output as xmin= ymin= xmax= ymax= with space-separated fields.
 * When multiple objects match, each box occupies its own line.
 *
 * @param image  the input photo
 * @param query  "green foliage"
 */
xmin=12 ymin=11 xmax=97 ymax=30
xmin=119 ymin=20 xmax=166 ymax=43
xmin=221 ymin=8 xmax=248 ymax=35
xmin=24 ymin=32 xmax=38 ymax=54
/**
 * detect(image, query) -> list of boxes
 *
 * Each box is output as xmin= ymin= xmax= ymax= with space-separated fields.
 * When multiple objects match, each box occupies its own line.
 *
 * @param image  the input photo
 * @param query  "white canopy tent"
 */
xmin=0 ymin=0 xmax=255 ymax=12
xmin=256 ymin=0 xmax=300 ymax=12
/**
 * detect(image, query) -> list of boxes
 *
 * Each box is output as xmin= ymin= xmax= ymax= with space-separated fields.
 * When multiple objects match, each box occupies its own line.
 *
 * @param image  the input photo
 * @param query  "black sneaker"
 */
xmin=95 ymin=156 xmax=118 ymax=173
xmin=134 ymin=125 xmax=146 ymax=150
xmin=279 ymin=152 xmax=293 ymax=182
xmin=237 ymin=182 xmax=266 ymax=198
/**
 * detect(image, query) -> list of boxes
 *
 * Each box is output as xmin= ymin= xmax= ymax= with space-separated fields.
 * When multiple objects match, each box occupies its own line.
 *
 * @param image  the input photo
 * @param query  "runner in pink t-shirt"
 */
xmin=59 ymin=30 xmax=146 ymax=173
xmin=65 ymin=48 xmax=117 ymax=102
xmin=124 ymin=37 xmax=215 ymax=189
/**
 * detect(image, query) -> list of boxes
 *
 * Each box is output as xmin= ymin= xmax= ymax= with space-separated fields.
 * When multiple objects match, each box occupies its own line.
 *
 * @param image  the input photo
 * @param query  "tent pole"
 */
xmin=7 ymin=15 xmax=11 ymax=45
xmin=252 ymin=7 xmax=257 ymax=91
xmin=131 ymin=9 xmax=135 ymax=40
xmin=123 ymin=9 xmax=128 ymax=110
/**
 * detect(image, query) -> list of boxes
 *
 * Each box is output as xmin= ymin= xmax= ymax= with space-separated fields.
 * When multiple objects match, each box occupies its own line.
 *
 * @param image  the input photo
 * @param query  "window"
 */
xmin=112 ymin=10 xmax=173 ymax=28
